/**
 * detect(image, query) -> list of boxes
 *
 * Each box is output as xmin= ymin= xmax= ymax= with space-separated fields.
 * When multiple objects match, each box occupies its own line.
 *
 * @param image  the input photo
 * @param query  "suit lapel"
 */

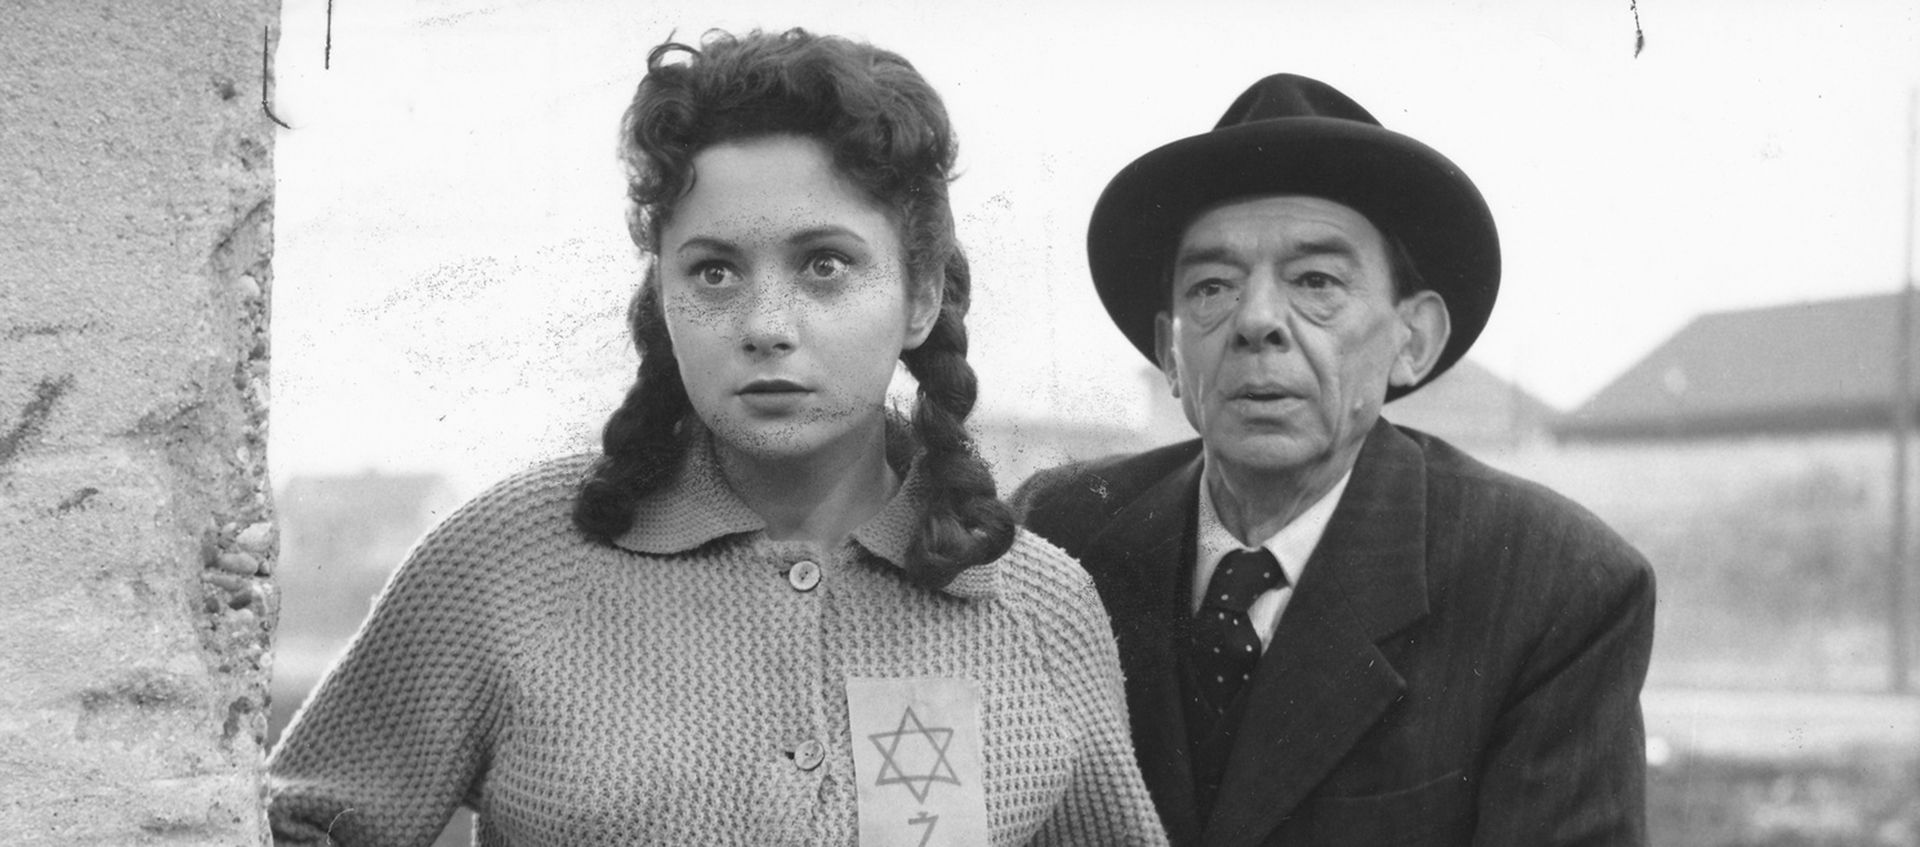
xmin=1078 ymin=452 xmax=1206 ymax=844
xmin=1202 ymin=421 xmax=1434 ymax=847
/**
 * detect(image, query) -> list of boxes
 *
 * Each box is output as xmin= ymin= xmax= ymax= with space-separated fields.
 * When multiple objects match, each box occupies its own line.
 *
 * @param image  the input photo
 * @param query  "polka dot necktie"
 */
xmin=1191 ymin=548 xmax=1287 ymax=713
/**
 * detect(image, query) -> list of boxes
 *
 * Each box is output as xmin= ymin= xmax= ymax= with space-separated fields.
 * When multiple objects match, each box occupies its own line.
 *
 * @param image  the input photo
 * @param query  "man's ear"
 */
xmin=1153 ymin=311 xmax=1180 ymax=398
xmin=1389 ymin=291 xmax=1451 ymax=388
xmin=902 ymin=275 xmax=944 ymax=350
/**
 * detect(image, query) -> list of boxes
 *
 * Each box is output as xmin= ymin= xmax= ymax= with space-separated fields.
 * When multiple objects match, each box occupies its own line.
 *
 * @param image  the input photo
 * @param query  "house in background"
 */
xmin=1385 ymin=357 xmax=1560 ymax=453
xmin=1560 ymin=291 xmax=1920 ymax=442
xmin=1541 ymin=291 xmax=1919 ymax=692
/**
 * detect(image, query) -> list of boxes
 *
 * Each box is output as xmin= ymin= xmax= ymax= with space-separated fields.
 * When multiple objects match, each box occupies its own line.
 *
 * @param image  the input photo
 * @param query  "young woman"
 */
xmin=269 ymin=29 xmax=1167 ymax=846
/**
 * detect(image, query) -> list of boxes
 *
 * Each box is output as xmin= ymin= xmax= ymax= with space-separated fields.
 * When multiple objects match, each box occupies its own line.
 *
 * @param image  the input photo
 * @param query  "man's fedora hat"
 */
xmin=1087 ymin=73 xmax=1500 ymax=400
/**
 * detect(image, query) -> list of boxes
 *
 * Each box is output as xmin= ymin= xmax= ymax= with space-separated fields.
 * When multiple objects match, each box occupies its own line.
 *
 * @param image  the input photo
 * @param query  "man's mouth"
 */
xmin=1236 ymin=387 xmax=1292 ymax=402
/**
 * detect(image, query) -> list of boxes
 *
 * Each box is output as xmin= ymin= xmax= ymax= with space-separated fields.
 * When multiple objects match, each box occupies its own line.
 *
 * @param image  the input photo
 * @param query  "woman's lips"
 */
xmin=737 ymin=379 xmax=811 ymax=413
xmin=740 ymin=378 xmax=808 ymax=394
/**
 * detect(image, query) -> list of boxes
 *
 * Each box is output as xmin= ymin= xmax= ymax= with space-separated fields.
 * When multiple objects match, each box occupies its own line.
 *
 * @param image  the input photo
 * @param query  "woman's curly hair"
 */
xmin=573 ymin=28 xmax=1015 ymax=587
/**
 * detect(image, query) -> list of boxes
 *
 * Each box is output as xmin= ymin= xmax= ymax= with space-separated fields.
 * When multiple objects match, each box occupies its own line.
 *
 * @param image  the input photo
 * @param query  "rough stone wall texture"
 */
xmin=1 ymin=0 xmax=279 ymax=843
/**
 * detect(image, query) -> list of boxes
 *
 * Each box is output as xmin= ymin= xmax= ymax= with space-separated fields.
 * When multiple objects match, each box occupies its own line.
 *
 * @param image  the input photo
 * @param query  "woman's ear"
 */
xmin=903 ymin=275 xmax=944 ymax=350
xmin=1389 ymin=290 xmax=1451 ymax=389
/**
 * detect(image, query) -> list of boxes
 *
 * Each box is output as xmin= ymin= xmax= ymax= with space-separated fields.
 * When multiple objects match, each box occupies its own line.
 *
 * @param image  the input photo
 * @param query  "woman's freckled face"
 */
xmin=658 ymin=134 xmax=936 ymax=465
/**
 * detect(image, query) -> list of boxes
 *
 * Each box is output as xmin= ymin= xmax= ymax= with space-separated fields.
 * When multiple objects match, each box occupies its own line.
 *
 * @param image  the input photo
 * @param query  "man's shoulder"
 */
xmin=1394 ymin=424 xmax=1652 ymax=583
xmin=1400 ymin=426 xmax=1605 ymax=526
xmin=1013 ymin=440 xmax=1200 ymax=517
xmin=1010 ymin=440 xmax=1201 ymax=549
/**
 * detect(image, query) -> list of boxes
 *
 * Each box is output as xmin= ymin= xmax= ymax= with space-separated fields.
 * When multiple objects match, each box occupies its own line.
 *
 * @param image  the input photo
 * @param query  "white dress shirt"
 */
xmin=1190 ymin=467 xmax=1353 ymax=649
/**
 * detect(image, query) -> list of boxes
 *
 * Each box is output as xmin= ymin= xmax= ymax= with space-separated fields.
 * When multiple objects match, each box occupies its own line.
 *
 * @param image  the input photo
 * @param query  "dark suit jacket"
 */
xmin=1014 ymin=419 xmax=1655 ymax=847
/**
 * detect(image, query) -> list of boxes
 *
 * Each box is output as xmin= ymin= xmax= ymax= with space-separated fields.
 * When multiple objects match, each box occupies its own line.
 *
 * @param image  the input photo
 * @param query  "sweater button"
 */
xmin=787 ymin=560 xmax=821 ymax=592
xmin=792 ymin=739 xmax=826 ymax=771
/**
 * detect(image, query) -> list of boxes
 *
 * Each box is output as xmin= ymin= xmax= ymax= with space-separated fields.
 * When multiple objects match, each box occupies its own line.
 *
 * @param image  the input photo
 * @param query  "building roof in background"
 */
xmin=1558 ymin=292 xmax=1919 ymax=441
xmin=1386 ymin=357 xmax=1560 ymax=451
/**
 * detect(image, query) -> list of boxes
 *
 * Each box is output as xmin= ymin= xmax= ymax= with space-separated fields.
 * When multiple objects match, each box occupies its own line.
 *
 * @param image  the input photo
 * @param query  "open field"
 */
xmin=1645 ymin=689 xmax=1920 ymax=760
xmin=1646 ymin=689 xmax=1919 ymax=846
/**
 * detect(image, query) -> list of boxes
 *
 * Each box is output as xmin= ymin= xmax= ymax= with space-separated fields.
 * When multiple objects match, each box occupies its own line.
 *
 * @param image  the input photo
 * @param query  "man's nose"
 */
xmin=740 ymin=283 xmax=798 ymax=356
xmin=1231 ymin=275 xmax=1290 ymax=351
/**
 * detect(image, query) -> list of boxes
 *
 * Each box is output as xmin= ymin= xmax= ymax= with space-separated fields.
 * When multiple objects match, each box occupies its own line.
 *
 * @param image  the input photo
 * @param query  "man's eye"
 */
xmin=1189 ymin=279 xmax=1229 ymax=299
xmin=1295 ymin=272 xmax=1340 ymax=290
xmin=805 ymin=253 xmax=849 ymax=279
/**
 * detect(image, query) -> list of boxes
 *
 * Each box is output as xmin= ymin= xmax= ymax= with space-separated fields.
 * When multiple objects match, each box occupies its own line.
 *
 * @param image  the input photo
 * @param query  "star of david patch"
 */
xmin=847 ymin=677 xmax=991 ymax=847
xmin=868 ymin=706 xmax=962 ymax=802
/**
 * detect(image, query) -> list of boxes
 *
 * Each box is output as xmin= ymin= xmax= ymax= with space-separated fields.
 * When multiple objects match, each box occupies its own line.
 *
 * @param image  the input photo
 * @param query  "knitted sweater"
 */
xmin=268 ymin=439 xmax=1169 ymax=847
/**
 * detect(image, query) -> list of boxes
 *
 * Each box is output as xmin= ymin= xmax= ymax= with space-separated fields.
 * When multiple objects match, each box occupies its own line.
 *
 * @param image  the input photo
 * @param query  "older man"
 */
xmin=1015 ymin=75 xmax=1655 ymax=846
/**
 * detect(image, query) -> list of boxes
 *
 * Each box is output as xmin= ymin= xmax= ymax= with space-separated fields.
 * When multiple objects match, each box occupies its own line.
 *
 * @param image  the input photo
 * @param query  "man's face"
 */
xmin=1155 ymin=195 xmax=1443 ymax=485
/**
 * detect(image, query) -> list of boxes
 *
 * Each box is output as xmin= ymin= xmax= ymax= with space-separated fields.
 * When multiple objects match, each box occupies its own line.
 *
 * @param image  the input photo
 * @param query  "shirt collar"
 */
xmin=1194 ymin=459 xmax=1353 ymax=593
xmin=609 ymin=423 xmax=998 ymax=600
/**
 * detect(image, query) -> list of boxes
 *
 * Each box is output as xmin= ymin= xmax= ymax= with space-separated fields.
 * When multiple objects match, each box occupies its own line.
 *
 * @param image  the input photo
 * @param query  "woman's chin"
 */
xmin=707 ymin=418 xmax=855 ymax=465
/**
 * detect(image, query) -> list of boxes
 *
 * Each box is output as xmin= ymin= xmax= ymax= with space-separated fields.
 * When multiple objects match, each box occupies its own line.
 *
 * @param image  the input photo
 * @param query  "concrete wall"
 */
xmin=1 ymin=1 xmax=278 ymax=843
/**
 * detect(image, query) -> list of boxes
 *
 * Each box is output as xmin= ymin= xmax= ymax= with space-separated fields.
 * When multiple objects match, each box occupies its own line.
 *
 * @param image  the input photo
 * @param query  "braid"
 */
xmin=572 ymin=278 xmax=693 ymax=542
xmin=899 ymin=256 xmax=1016 ymax=588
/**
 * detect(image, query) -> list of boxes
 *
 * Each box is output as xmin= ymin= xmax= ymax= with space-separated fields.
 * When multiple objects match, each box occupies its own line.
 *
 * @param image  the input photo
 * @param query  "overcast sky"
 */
xmin=269 ymin=0 xmax=1920 ymax=492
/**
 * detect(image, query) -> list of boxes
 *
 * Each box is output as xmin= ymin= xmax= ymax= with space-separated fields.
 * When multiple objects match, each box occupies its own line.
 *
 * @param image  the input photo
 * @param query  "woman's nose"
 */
xmin=740 ymin=284 xmax=798 ymax=356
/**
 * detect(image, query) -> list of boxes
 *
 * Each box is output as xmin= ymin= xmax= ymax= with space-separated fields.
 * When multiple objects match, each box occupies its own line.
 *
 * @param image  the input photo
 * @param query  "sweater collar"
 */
xmin=610 ymin=423 xmax=998 ymax=600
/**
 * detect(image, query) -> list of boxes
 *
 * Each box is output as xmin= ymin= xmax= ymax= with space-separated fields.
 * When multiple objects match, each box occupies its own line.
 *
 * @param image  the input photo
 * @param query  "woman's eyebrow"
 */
xmin=673 ymin=236 xmax=739 ymax=257
xmin=786 ymin=225 xmax=868 ymax=248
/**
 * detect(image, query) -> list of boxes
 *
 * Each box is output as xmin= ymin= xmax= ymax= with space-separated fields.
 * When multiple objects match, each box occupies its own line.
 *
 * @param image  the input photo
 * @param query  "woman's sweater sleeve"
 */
xmin=1015 ymin=534 xmax=1172 ymax=847
xmin=268 ymin=470 xmax=556 ymax=847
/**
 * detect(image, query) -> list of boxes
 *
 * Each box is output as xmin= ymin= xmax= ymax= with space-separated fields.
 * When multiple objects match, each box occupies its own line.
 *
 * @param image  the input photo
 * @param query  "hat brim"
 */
xmin=1087 ymin=117 xmax=1500 ymax=401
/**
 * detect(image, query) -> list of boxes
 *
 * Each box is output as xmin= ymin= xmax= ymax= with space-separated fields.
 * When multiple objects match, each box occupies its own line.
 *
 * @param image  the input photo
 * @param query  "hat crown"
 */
xmin=1214 ymin=73 xmax=1381 ymax=131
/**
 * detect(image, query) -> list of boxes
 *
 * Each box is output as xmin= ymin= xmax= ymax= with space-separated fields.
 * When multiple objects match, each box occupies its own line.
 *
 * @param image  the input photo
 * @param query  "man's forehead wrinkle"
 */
xmin=1174 ymin=232 xmax=1367 ymax=269
xmin=1288 ymin=237 xmax=1365 ymax=262
xmin=1174 ymin=243 xmax=1246 ymax=270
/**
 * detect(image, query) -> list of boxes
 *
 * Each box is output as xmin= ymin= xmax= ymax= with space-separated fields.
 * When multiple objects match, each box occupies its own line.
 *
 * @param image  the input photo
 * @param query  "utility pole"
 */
xmin=1893 ymin=86 xmax=1918 ymax=695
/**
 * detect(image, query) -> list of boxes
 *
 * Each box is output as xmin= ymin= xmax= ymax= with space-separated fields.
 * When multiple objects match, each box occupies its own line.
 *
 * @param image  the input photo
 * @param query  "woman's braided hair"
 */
xmin=573 ymin=28 xmax=1015 ymax=587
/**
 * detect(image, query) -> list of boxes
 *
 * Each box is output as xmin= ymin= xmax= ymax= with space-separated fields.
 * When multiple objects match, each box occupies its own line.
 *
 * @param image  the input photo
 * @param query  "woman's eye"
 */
xmin=805 ymin=253 xmax=850 ymax=279
xmin=695 ymin=263 xmax=735 ymax=287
